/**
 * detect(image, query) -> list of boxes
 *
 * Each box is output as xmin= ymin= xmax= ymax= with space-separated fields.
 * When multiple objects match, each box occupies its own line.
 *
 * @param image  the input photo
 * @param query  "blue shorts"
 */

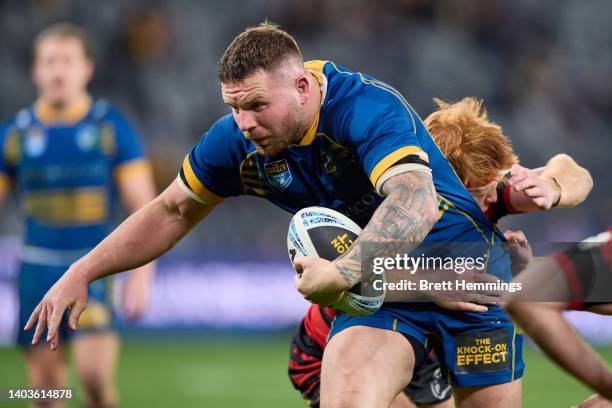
xmin=17 ymin=262 xmax=116 ymax=347
xmin=329 ymin=303 xmax=524 ymax=387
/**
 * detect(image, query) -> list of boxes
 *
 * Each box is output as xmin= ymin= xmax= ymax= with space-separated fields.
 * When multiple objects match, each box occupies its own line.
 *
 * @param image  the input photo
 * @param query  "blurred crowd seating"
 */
xmin=0 ymin=0 xmax=610 ymax=259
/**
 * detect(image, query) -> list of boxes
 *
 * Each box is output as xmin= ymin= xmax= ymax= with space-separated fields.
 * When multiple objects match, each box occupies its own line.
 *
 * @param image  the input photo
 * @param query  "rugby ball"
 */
xmin=288 ymin=206 xmax=385 ymax=316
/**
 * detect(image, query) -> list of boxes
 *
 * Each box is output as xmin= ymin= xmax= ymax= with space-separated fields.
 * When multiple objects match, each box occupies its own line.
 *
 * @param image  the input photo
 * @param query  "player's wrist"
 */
xmin=544 ymin=176 xmax=562 ymax=207
xmin=329 ymin=261 xmax=353 ymax=291
xmin=66 ymin=261 xmax=95 ymax=284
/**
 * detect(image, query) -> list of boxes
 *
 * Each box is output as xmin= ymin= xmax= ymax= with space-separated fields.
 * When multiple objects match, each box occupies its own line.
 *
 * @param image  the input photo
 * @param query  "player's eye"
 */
xmin=251 ymin=102 xmax=266 ymax=112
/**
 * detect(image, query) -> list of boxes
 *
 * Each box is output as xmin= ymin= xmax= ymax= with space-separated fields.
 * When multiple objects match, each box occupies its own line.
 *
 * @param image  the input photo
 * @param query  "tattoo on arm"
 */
xmin=335 ymin=171 xmax=438 ymax=287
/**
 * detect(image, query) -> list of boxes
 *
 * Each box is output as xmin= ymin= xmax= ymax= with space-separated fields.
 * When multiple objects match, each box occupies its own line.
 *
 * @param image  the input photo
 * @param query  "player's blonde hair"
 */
xmin=33 ymin=23 xmax=93 ymax=61
xmin=424 ymin=97 xmax=518 ymax=187
xmin=218 ymin=21 xmax=302 ymax=83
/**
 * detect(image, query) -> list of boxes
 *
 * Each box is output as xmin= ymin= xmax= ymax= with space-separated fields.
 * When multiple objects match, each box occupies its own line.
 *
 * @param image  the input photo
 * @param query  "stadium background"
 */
xmin=0 ymin=0 xmax=611 ymax=406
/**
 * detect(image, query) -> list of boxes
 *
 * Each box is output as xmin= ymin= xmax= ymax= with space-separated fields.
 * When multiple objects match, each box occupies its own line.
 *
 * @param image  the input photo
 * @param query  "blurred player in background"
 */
xmin=0 ymin=24 xmax=156 ymax=408
xmin=288 ymin=97 xmax=593 ymax=408
xmin=507 ymin=228 xmax=612 ymax=408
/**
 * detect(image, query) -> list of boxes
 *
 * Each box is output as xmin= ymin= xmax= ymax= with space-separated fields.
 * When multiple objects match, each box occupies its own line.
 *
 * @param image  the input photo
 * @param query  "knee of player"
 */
xmin=321 ymin=388 xmax=374 ymax=408
xmin=79 ymin=373 xmax=116 ymax=406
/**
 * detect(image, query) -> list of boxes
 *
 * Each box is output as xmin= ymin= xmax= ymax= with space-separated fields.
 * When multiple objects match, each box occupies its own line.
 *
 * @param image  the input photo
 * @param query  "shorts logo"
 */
xmin=265 ymin=159 xmax=292 ymax=189
xmin=25 ymin=126 xmax=47 ymax=157
xmin=430 ymin=367 xmax=452 ymax=400
xmin=455 ymin=329 xmax=510 ymax=374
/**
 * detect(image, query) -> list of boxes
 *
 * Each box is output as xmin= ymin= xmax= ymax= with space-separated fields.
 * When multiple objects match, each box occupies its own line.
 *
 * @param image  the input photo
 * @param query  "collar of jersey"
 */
xmin=35 ymin=94 xmax=92 ymax=125
xmin=298 ymin=61 xmax=328 ymax=146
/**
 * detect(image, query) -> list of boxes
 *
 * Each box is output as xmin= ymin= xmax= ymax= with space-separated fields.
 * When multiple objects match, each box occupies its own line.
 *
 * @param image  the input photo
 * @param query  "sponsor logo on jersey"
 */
xmin=265 ymin=159 xmax=292 ymax=189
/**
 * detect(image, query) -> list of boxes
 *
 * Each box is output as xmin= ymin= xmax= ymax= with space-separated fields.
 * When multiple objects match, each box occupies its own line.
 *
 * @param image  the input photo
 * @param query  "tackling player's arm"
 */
xmin=116 ymin=161 xmax=158 ymax=319
xmin=24 ymin=179 xmax=216 ymax=349
xmin=507 ymin=234 xmax=612 ymax=400
xmin=506 ymin=301 xmax=612 ymax=400
xmin=507 ymin=154 xmax=593 ymax=211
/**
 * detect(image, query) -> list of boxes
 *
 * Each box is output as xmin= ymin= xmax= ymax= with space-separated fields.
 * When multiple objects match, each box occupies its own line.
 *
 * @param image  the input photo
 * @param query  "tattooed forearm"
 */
xmin=335 ymin=171 xmax=438 ymax=287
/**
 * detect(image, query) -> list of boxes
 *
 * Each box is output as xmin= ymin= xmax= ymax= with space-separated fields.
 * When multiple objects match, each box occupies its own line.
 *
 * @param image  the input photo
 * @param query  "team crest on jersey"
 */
xmin=265 ymin=159 xmax=292 ymax=189
xmin=76 ymin=125 xmax=98 ymax=151
xmin=25 ymin=126 xmax=47 ymax=157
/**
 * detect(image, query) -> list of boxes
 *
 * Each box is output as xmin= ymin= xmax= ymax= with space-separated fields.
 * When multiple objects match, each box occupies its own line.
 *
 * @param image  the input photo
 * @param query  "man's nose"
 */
xmin=235 ymin=111 xmax=257 ymax=134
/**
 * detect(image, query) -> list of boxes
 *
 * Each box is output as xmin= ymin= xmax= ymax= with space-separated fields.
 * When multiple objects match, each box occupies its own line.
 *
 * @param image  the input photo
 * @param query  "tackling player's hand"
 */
xmin=504 ymin=229 xmax=533 ymax=275
xmin=507 ymin=163 xmax=561 ymax=210
xmin=423 ymin=268 xmax=503 ymax=312
xmin=293 ymin=256 xmax=350 ymax=306
xmin=23 ymin=267 xmax=89 ymax=350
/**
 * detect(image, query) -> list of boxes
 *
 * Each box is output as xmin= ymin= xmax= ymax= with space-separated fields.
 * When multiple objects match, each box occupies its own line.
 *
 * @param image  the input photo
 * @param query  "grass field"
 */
xmin=0 ymin=333 xmax=607 ymax=407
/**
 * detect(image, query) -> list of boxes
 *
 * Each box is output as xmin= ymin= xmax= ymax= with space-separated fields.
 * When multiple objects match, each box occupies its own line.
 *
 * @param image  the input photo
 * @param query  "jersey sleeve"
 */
xmin=177 ymin=116 xmax=244 ymax=205
xmin=334 ymin=85 xmax=430 ymax=195
xmin=106 ymin=108 xmax=151 ymax=184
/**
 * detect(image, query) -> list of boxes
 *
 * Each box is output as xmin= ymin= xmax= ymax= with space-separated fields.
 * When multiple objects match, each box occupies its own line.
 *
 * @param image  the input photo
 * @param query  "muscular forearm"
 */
xmin=508 ymin=303 xmax=612 ymax=398
xmin=334 ymin=171 xmax=438 ymax=287
xmin=69 ymin=181 xmax=213 ymax=283
xmin=119 ymin=169 xmax=159 ymax=277
xmin=541 ymin=154 xmax=593 ymax=208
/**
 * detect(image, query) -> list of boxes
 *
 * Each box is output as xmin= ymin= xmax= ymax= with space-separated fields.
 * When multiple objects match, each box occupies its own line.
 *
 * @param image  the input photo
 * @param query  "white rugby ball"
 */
xmin=288 ymin=206 xmax=385 ymax=316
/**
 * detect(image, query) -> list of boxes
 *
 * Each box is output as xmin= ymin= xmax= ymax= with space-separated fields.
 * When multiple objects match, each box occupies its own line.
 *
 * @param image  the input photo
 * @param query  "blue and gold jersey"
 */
xmin=0 ymin=96 xmax=148 ymax=265
xmin=180 ymin=60 xmax=509 ymax=279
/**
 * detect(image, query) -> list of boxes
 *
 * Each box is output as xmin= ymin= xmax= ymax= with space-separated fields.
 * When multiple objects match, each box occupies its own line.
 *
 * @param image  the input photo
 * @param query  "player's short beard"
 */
xmin=257 ymin=102 xmax=306 ymax=157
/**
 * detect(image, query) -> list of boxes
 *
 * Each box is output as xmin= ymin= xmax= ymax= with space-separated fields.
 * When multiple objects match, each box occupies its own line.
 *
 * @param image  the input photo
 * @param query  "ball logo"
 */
xmin=265 ymin=159 xmax=292 ymax=189
xmin=331 ymin=233 xmax=354 ymax=254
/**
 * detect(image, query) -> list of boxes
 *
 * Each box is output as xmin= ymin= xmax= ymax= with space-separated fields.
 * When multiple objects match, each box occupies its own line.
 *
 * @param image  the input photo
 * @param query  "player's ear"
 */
xmin=295 ymin=73 xmax=309 ymax=105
